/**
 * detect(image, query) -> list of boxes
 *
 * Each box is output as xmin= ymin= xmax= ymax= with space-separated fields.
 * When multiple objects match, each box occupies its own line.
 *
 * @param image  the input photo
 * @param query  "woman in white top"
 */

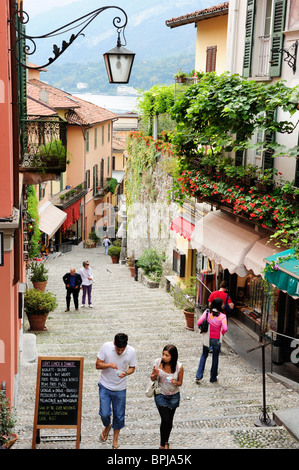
xmin=150 ymin=344 xmax=184 ymax=449
xmin=80 ymin=261 xmax=94 ymax=308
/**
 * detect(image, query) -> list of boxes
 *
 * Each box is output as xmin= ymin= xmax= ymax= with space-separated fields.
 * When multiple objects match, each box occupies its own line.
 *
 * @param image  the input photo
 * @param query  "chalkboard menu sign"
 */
xmin=32 ymin=356 xmax=84 ymax=449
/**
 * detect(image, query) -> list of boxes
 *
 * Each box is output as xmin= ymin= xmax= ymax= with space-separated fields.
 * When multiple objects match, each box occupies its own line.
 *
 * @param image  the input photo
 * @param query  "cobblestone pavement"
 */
xmin=13 ymin=246 xmax=299 ymax=450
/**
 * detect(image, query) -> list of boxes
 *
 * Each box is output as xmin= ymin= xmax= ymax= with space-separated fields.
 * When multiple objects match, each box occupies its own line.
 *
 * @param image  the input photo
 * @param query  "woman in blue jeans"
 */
xmin=150 ymin=344 xmax=184 ymax=449
xmin=196 ymin=298 xmax=227 ymax=384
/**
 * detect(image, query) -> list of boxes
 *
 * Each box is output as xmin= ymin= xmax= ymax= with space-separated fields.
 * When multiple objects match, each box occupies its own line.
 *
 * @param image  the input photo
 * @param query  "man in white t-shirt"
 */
xmin=96 ymin=333 xmax=137 ymax=449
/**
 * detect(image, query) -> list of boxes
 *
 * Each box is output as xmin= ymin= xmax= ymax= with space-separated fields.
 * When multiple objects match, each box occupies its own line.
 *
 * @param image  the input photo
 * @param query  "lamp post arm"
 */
xmin=11 ymin=5 xmax=128 ymax=70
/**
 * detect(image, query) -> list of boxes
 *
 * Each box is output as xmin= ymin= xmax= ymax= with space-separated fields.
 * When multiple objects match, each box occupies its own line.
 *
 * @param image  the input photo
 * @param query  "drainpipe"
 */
xmin=227 ymin=0 xmax=240 ymax=74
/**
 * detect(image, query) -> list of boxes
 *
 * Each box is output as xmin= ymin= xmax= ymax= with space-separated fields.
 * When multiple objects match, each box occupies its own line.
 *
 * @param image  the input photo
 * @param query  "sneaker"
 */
xmin=65 ymin=308 xmax=70 ymax=312
xmin=195 ymin=379 xmax=202 ymax=385
xmin=81 ymin=304 xmax=85 ymax=308
xmin=89 ymin=304 xmax=93 ymax=308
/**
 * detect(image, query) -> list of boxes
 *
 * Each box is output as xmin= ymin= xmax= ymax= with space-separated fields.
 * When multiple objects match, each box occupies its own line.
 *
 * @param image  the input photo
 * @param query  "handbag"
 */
xmin=198 ymin=310 xmax=209 ymax=334
xmin=145 ymin=379 xmax=158 ymax=398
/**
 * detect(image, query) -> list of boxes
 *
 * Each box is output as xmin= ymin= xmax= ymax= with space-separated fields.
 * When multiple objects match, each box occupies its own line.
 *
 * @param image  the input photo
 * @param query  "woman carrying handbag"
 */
xmin=196 ymin=298 xmax=227 ymax=384
xmin=150 ymin=344 xmax=184 ymax=449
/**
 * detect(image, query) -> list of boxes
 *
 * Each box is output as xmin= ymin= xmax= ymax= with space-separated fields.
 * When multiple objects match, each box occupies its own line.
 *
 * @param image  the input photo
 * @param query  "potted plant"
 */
xmin=88 ymin=231 xmax=100 ymax=247
xmin=0 ymin=390 xmax=17 ymax=449
xmin=172 ymin=276 xmax=197 ymax=330
xmin=108 ymin=245 xmax=121 ymax=264
xmin=136 ymin=248 xmax=166 ymax=286
xmin=174 ymin=69 xmax=187 ymax=83
xmin=255 ymin=167 xmax=277 ymax=191
xmin=29 ymin=261 xmax=49 ymax=291
xmin=24 ymin=288 xmax=58 ymax=331
xmin=281 ymin=180 xmax=299 ymax=204
xmin=242 ymin=163 xmax=258 ymax=186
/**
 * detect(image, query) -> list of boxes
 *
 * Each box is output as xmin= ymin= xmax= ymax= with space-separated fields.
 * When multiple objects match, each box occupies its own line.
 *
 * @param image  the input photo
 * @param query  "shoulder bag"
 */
xmin=145 ymin=379 xmax=158 ymax=398
xmin=198 ymin=310 xmax=209 ymax=334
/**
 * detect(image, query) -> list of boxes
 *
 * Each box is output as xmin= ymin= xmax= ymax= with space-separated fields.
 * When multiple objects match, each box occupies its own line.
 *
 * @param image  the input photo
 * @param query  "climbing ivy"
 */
xmin=27 ymin=185 xmax=41 ymax=258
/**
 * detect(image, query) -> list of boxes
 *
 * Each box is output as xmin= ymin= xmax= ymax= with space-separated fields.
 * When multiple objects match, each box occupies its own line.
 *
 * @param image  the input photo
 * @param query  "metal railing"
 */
xmin=19 ymin=117 xmax=67 ymax=173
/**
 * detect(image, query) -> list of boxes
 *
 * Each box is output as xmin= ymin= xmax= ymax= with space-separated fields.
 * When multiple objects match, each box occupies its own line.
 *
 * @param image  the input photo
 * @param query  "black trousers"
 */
xmin=66 ymin=287 xmax=80 ymax=309
xmin=157 ymin=406 xmax=176 ymax=447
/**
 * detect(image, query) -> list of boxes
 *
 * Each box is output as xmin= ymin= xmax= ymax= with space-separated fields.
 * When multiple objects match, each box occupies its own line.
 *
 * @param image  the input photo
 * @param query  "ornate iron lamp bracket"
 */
xmin=272 ymin=40 xmax=298 ymax=74
xmin=11 ymin=5 xmax=129 ymax=70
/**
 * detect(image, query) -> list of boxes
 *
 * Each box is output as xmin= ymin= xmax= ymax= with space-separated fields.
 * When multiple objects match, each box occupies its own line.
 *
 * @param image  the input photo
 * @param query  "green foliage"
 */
xmin=89 ymin=231 xmax=101 ymax=243
xmin=125 ymin=131 xmax=175 ymax=205
xmin=108 ymin=245 xmax=121 ymax=257
xmin=107 ymin=178 xmax=118 ymax=194
xmin=0 ymin=390 xmax=16 ymax=447
xmin=170 ymin=72 xmax=299 ymax=163
xmin=24 ymin=289 xmax=58 ymax=316
xmin=137 ymin=248 xmax=166 ymax=282
xmin=29 ymin=261 xmax=49 ymax=282
xmin=27 ymin=185 xmax=41 ymax=258
xmin=172 ymin=276 xmax=197 ymax=312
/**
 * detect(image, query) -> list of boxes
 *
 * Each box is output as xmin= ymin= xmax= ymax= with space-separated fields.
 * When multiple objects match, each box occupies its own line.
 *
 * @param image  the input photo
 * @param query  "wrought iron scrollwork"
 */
xmin=11 ymin=5 xmax=128 ymax=70
xmin=272 ymin=40 xmax=298 ymax=74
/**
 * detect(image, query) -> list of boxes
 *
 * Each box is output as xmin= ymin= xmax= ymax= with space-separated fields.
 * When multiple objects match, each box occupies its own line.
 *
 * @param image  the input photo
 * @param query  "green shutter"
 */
xmin=263 ymin=110 xmax=277 ymax=170
xmin=243 ymin=0 xmax=256 ymax=78
xmin=269 ymin=0 xmax=287 ymax=77
xmin=16 ymin=17 xmax=27 ymax=156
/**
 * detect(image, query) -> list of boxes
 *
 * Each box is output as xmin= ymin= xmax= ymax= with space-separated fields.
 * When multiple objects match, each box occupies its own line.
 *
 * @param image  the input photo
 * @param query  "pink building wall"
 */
xmin=0 ymin=0 xmax=22 ymax=402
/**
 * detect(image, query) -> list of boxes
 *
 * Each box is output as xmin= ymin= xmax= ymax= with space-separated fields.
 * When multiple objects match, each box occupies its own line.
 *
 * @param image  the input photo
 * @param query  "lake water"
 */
xmin=73 ymin=93 xmax=139 ymax=114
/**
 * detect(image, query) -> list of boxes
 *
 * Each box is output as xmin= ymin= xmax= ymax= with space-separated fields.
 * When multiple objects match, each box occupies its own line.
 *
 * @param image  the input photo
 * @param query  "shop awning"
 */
xmin=62 ymin=200 xmax=81 ymax=232
xmin=191 ymin=210 xmax=261 ymax=277
xmin=244 ymin=237 xmax=285 ymax=277
xmin=170 ymin=216 xmax=195 ymax=241
xmin=264 ymin=249 xmax=299 ymax=298
xmin=39 ymin=202 xmax=67 ymax=239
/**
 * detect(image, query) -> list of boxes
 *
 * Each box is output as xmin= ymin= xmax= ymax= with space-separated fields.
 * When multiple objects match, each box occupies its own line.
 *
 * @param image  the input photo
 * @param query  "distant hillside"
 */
xmin=25 ymin=0 xmax=215 ymax=92
xmin=40 ymin=54 xmax=196 ymax=94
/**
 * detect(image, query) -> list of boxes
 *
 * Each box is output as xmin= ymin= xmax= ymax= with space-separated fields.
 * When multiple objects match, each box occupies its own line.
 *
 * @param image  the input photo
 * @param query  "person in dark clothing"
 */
xmin=63 ymin=268 xmax=82 ymax=311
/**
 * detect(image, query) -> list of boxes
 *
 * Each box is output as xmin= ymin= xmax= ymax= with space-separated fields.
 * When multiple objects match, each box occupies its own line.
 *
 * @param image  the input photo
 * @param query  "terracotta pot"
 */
xmin=27 ymin=313 xmax=49 ymax=331
xmin=32 ymin=281 xmax=47 ymax=292
xmin=183 ymin=309 xmax=195 ymax=331
xmin=129 ymin=266 xmax=135 ymax=277
xmin=1 ymin=433 xmax=18 ymax=449
xmin=110 ymin=255 xmax=119 ymax=264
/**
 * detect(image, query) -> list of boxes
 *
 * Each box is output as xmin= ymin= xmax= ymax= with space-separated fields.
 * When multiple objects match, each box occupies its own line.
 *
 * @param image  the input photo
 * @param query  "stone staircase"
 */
xmin=13 ymin=248 xmax=299 ymax=450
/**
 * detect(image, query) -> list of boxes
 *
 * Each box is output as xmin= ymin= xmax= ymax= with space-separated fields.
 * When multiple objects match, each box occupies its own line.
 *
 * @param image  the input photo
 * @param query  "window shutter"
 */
xmin=235 ymin=132 xmax=245 ymax=166
xmin=206 ymin=46 xmax=217 ymax=72
xmin=16 ymin=17 xmax=27 ymax=156
xmin=269 ymin=0 xmax=287 ymax=77
xmin=100 ymin=158 xmax=104 ymax=188
xmin=243 ymin=0 xmax=256 ymax=78
xmin=263 ymin=111 xmax=277 ymax=170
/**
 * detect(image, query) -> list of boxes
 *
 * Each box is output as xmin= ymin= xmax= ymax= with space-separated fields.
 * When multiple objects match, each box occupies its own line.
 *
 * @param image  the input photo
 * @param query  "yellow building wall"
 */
xmin=195 ymin=15 xmax=228 ymax=74
xmin=174 ymin=234 xmax=193 ymax=283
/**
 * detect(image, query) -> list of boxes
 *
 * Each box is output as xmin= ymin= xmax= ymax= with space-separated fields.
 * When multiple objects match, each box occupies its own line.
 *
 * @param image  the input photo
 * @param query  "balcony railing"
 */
xmin=53 ymin=181 xmax=88 ymax=209
xmin=19 ymin=117 xmax=67 ymax=173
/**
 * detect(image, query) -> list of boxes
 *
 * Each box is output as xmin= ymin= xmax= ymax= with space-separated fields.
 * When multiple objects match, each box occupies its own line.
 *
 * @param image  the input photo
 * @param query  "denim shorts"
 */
xmin=98 ymin=383 xmax=126 ymax=430
xmin=154 ymin=391 xmax=180 ymax=409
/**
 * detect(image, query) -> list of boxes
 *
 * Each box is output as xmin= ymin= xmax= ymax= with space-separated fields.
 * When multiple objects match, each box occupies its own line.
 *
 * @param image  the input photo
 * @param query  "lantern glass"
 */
xmin=104 ymin=45 xmax=135 ymax=84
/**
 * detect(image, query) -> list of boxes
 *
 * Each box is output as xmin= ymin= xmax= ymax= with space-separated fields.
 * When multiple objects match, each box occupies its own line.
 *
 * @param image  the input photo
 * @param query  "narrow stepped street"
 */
xmin=14 ymin=246 xmax=299 ymax=450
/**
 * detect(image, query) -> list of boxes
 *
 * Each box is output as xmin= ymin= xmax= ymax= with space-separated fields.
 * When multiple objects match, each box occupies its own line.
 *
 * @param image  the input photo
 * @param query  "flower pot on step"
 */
xmin=183 ymin=309 xmax=195 ymax=331
xmin=27 ymin=313 xmax=49 ymax=331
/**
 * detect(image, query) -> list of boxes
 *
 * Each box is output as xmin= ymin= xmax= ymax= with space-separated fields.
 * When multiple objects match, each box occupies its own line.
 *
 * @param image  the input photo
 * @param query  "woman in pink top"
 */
xmin=196 ymin=298 xmax=227 ymax=383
